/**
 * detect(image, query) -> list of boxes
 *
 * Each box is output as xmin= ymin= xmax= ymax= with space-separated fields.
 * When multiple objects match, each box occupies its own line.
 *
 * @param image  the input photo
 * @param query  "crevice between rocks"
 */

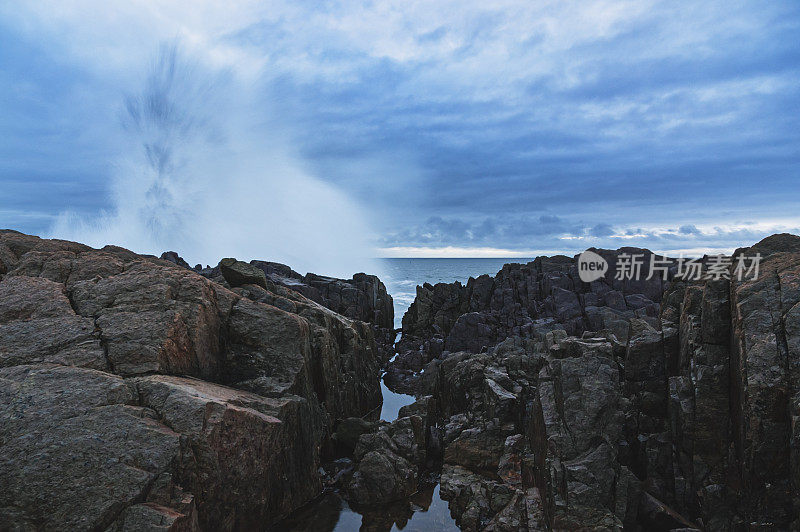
xmin=91 ymin=315 xmax=116 ymax=374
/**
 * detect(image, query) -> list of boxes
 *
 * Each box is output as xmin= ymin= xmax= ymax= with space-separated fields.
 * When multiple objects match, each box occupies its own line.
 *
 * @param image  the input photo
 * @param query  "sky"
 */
xmin=1 ymin=0 xmax=799 ymax=264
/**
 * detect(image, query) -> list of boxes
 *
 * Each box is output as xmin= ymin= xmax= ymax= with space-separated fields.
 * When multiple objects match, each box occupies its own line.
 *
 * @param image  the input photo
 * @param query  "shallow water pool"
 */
xmin=276 ymin=484 xmax=459 ymax=532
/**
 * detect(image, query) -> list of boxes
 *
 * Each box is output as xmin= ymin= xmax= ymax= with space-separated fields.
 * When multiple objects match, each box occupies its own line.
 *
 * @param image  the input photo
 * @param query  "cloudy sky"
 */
xmin=1 ymin=0 xmax=799 ymax=260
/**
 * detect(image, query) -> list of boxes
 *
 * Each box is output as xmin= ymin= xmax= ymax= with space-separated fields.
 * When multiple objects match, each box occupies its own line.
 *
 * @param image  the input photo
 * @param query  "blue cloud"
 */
xmin=1 ymin=1 xmax=800 ymax=256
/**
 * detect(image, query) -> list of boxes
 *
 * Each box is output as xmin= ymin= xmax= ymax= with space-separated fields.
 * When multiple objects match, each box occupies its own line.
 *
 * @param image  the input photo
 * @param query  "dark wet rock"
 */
xmin=338 ymin=397 xmax=438 ymax=508
xmin=382 ymin=343 xmax=444 ymax=396
xmin=382 ymin=366 xmax=420 ymax=396
xmin=332 ymin=417 xmax=379 ymax=457
xmin=427 ymin=333 xmax=638 ymax=530
xmin=348 ymin=446 xmax=417 ymax=506
xmin=638 ymin=492 xmax=701 ymax=531
xmin=729 ymin=246 xmax=800 ymax=528
xmin=398 ymin=394 xmax=437 ymax=427
xmin=440 ymin=464 xmax=516 ymax=531
xmin=444 ymin=425 xmax=508 ymax=472
xmin=307 ymin=272 xmax=394 ymax=330
xmin=346 ymin=414 xmax=428 ymax=505
xmin=319 ymin=457 xmax=356 ymax=489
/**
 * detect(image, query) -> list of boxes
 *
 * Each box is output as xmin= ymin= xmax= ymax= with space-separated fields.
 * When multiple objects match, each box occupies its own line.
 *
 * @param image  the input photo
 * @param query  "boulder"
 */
xmin=133 ymin=375 xmax=323 ymax=529
xmin=160 ymin=251 xmax=191 ymax=270
xmin=439 ymin=464 xmax=516 ymax=531
xmin=332 ymin=417 xmax=378 ymax=456
xmin=219 ymin=257 xmax=268 ymax=288
xmin=346 ymin=416 xmax=427 ymax=505
xmin=347 ymin=449 xmax=417 ymax=506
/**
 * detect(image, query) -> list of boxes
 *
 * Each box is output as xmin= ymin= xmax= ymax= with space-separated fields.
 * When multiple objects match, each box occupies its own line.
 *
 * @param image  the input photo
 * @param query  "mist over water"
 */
xmin=50 ymin=45 xmax=378 ymax=279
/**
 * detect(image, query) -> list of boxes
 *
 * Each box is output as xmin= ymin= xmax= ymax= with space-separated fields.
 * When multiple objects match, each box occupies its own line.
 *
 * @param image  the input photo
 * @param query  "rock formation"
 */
xmin=163 ymin=252 xmax=396 ymax=363
xmin=4 ymin=228 xmax=800 ymax=531
xmin=0 ymin=230 xmax=384 ymax=530
xmin=383 ymin=233 xmax=800 ymax=530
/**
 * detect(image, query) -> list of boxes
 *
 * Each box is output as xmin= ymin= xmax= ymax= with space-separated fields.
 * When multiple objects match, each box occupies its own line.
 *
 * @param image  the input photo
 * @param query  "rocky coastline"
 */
xmin=2 ymin=229 xmax=800 ymax=530
xmin=0 ymin=229 xmax=390 ymax=530
xmin=377 ymin=232 xmax=800 ymax=530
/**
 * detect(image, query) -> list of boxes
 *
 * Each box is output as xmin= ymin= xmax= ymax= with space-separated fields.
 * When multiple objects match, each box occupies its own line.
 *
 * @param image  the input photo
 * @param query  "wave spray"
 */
xmin=50 ymin=44 xmax=377 ymax=278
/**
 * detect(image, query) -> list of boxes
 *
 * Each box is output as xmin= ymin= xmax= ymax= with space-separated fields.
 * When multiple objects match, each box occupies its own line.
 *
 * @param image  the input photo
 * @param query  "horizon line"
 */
xmin=375 ymin=245 xmax=737 ymax=259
